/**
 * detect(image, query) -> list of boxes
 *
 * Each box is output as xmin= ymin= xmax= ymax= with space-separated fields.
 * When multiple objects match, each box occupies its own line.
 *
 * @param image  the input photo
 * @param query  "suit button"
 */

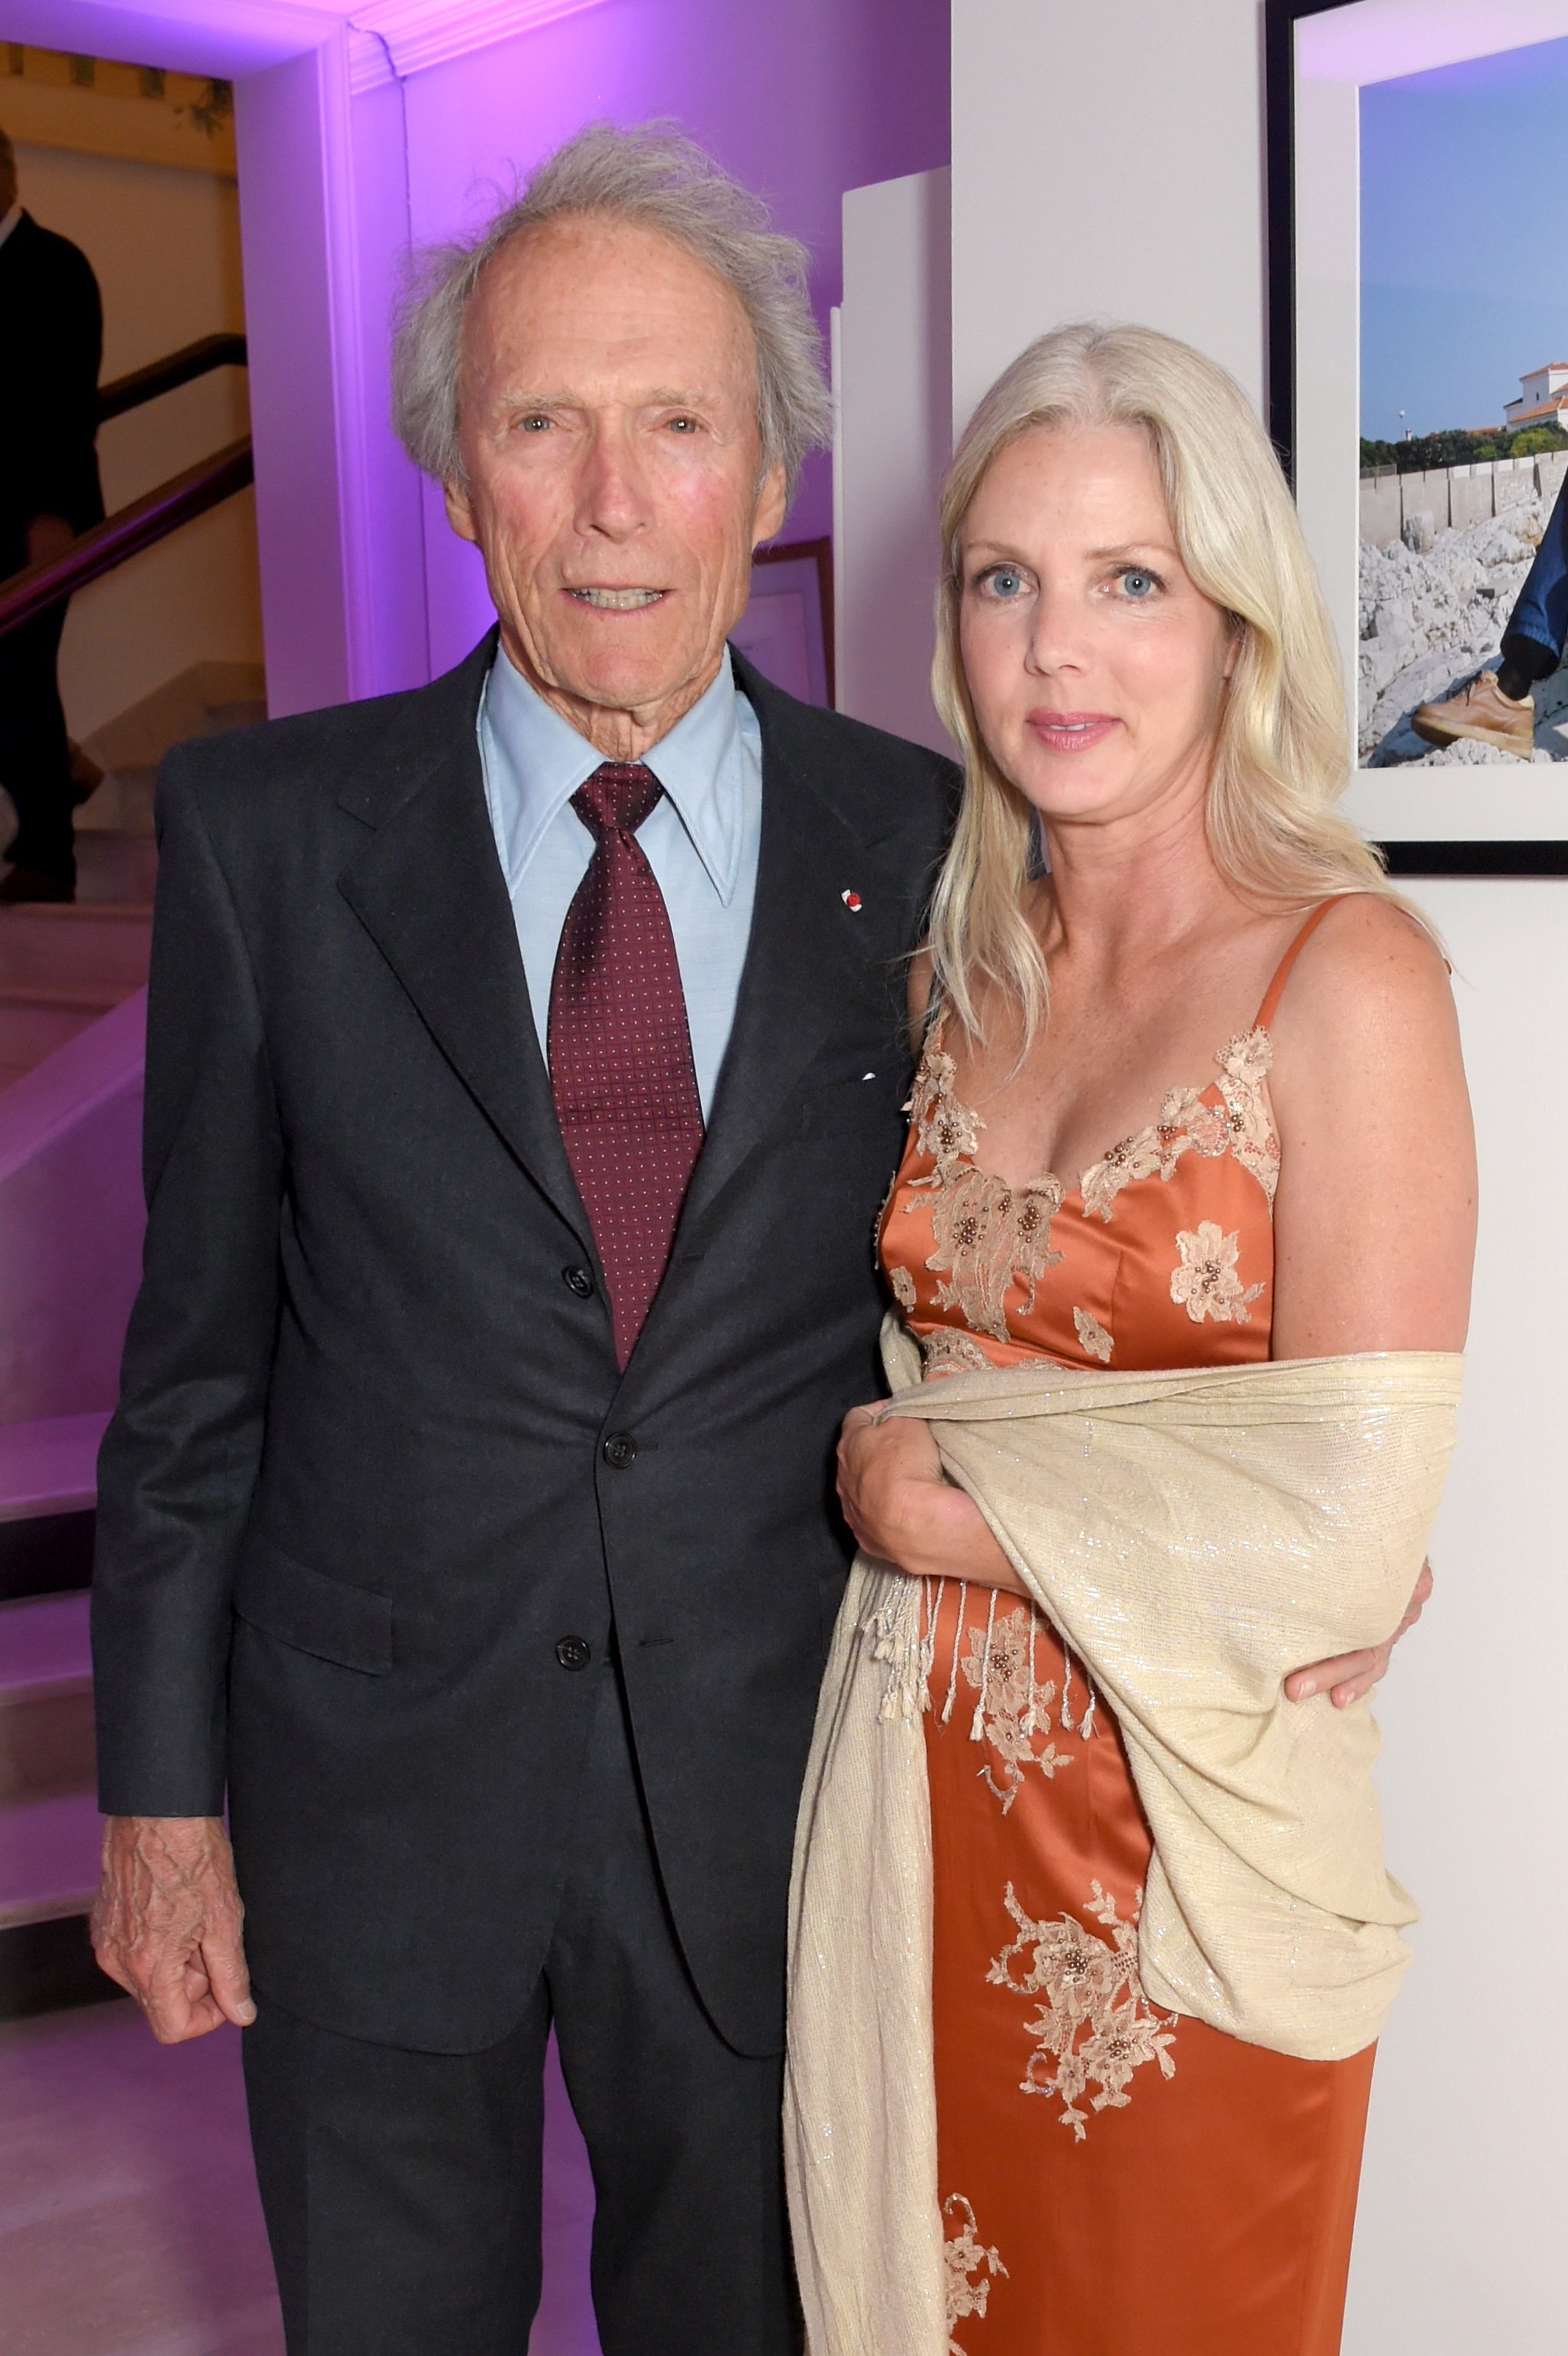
xmin=562 ymin=1266 xmax=594 ymax=1299
xmin=555 ymin=1635 xmax=592 ymax=1671
xmin=602 ymin=1432 xmax=637 ymax=1470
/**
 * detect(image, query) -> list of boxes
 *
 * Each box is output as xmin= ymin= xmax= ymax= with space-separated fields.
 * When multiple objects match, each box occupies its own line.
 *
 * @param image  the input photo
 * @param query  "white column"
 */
xmin=834 ymin=168 xmax=953 ymax=754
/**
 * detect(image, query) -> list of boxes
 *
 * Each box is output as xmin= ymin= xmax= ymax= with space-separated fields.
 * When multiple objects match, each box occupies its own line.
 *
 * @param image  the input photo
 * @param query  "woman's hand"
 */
xmin=1284 ymin=1559 xmax=1433 ymax=1709
xmin=836 ymin=1406 xmax=1030 ymax=1594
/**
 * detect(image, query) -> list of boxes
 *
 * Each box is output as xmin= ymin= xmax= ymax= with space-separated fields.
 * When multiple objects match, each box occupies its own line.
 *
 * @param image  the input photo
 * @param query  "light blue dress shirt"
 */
xmin=478 ymin=644 xmax=763 ymax=1119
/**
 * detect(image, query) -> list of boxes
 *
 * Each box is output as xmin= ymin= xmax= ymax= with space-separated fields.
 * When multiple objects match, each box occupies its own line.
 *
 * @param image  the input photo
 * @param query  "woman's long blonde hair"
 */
xmin=928 ymin=320 xmax=1395 ymax=1043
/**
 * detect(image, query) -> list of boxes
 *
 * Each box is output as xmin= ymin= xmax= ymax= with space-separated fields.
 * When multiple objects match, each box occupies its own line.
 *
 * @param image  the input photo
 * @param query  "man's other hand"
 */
xmin=1284 ymin=1559 xmax=1434 ymax=1710
xmin=91 ymin=1816 xmax=256 ymax=2043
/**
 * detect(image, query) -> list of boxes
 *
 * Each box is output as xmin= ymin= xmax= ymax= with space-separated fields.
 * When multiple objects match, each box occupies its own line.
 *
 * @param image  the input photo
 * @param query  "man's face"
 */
xmin=445 ymin=215 xmax=787 ymax=755
xmin=0 ymin=151 xmax=17 ymax=215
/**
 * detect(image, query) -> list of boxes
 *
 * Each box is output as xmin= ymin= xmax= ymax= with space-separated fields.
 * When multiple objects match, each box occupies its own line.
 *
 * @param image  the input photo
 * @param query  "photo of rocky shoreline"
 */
xmin=1359 ymin=487 xmax=1568 ymax=766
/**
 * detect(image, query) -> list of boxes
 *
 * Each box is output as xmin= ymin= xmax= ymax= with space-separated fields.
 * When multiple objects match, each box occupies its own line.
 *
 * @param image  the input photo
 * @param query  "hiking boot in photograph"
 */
xmin=1411 ymin=669 xmax=1535 ymax=757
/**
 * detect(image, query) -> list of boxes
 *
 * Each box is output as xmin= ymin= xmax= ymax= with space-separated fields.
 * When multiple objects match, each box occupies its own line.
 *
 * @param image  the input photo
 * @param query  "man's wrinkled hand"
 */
xmin=91 ymin=1815 xmax=256 ymax=2043
xmin=1284 ymin=1560 xmax=1434 ymax=1711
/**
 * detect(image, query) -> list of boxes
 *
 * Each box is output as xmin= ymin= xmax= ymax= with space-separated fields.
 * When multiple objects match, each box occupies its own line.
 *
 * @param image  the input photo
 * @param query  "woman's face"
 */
xmin=957 ymin=422 xmax=1236 ymax=835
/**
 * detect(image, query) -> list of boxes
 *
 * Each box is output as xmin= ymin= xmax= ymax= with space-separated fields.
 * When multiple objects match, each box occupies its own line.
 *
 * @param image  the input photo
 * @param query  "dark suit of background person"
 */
xmin=0 ymin=160 xmax=105 ymax=902
xmin=90 ymin=625 xmax=956 ymax=2351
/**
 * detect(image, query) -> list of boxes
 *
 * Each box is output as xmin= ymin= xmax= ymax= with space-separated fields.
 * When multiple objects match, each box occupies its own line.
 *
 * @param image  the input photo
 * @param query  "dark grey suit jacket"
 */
xmin=92 ymin=637 xmax=957 ymax=2056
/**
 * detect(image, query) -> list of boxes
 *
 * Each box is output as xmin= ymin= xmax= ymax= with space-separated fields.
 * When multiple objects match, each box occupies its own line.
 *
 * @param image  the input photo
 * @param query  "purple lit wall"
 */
xmin=401 ymin=0 xmax=950 ymax=671
xmin=15 ymin=0 xmax=947 ymax=709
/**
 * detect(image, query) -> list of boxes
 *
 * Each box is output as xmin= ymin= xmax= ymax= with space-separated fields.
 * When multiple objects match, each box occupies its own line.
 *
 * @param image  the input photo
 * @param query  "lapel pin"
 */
xmin=841 ymin=890 xmax=863 ymax=913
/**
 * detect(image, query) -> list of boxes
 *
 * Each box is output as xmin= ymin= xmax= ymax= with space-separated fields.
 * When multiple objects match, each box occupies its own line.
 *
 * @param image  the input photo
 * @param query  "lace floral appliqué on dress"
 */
xmin=987 ymin=1879 xmax=1177 ymax=2143
xmin=904 ymin=1032 xmax=1063 ymax=1345
xmin=1216 ymin=1027 xmax=1281 ymax=1204
xmin=1072 ymin=1307 xmax=1114 ymax=1364
xmin=943 ymin=2194 xmax=1007 ymax=2350
xmin=960 ymin=1604 xmax=1075 ymax=1810
xmin=922 ymin=1327 xmax=994 ymax=1378
xmin=1079 ymin=1026 xmax=1278 ymax=1226
xmin=1170 ymin=1221 xmax=1266 ymax=1325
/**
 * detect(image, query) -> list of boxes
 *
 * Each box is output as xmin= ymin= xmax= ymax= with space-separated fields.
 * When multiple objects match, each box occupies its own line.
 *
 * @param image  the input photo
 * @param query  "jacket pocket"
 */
xmin=233 ymin=1530 xmax=393 ymax=1676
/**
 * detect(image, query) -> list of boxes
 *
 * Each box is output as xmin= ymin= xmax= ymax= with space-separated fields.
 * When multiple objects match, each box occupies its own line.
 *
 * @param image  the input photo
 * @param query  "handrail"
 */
xmin=99 ymin=333 xmax=248 ymax=424
xmin=0 ymin=438 xmax=254 ymax=640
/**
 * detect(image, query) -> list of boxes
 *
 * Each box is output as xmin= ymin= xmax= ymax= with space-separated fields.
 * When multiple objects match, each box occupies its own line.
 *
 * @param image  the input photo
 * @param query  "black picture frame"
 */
xmin=1264 ymin=0 xmax=1567 ymax=877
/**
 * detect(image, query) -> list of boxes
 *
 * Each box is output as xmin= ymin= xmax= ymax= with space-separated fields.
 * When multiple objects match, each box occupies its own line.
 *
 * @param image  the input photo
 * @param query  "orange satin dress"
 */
xmin=878 ymin=906 xmax=1375 ymax=2356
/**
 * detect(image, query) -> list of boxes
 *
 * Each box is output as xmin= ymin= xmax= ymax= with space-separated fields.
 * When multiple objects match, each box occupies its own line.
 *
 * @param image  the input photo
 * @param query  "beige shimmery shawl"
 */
xmin=784 ymin=1319 xmax=1462 ymax=2356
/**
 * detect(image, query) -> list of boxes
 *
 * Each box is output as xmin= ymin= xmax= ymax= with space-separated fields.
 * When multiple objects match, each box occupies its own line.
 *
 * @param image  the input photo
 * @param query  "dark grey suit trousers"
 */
xmin=242 ymin=1656 xmax=800 ymax=2356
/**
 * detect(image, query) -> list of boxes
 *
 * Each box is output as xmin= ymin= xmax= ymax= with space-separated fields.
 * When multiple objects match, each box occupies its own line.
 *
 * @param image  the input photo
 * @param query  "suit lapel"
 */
xmin=679 ymin=664 xmax=915 ymax=1230
xmin=336 ymin=640 xmax=589 ymax=1247
xmin=332 ymin=641 xmax=934 ymax=1270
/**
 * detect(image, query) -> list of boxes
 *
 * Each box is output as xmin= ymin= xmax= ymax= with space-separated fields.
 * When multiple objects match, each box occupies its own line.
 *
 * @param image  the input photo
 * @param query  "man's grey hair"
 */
xmin=391 ymin=121 xmax=831 ymax=503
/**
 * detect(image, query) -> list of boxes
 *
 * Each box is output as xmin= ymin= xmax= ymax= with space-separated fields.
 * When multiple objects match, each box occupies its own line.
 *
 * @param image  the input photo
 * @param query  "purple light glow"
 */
xmin=3 ymin=0 xmax=352 ymax=77
xmin=404 ymin=0 xmax=950 ymax=670
xmin=15 ymin=0 xmax=948 ymax=703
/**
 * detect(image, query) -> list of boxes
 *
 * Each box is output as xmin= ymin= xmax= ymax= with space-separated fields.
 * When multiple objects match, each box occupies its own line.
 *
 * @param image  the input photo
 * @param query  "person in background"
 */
xmin=0 ymin=123 xmax=104 ymax=903
xmin=1413 ymin=466 xmax=1568 ymax=756
xmin=88 ymin=122 xmax=951 ymax=2356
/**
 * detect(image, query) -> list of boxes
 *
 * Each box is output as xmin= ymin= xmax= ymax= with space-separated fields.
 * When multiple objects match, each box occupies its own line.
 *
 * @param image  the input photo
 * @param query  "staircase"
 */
xmin=76 ymin=657 xmax=265 ymax=839
xmin=0 ymin=903 xmax=152 ymax=1093
xmin=0 ymin=1422 xmax=110 ymax=2016
xmin=0 ymin=660 xmax=266 ymax=2016
xmin=0 ymin=661 xmax=266 ymax=1095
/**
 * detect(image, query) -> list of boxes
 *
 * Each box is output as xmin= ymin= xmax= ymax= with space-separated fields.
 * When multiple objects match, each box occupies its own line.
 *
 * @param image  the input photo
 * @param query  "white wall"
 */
xmin=1351 ymin=880 xmax=1568 ymax=2347
xmin=11 ymin=139 xmax=262 ymax=741
xmin=936 ymin=5 xmax=1563 ymax=2345
xmin=950 ymin=0 xmax=1265 ymax=433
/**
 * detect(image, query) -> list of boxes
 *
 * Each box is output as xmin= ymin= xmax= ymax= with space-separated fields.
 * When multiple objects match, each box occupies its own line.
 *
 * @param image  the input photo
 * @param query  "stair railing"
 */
xmin=97 ymin=329 xmax=247 ymax=423
xmin=0 ymin=333 xmax=252 ymax=643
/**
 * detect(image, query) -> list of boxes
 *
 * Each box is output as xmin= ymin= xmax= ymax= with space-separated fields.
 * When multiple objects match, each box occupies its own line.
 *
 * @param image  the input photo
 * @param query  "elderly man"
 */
xmin=90 ymin=123 xmax=1416 ymax=2355
xmin=90 ymin=123 xmax=951 ymax=2355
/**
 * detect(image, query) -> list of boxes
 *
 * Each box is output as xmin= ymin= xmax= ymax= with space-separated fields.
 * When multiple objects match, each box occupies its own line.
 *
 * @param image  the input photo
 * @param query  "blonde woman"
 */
xmin=793 ymin=326 xmax=1475 ymax=2354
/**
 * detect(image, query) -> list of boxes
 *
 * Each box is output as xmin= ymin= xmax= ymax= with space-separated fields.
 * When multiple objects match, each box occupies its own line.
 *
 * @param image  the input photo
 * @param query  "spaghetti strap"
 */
xmin=1254 ymin=899 xmax=1344 ymax=1030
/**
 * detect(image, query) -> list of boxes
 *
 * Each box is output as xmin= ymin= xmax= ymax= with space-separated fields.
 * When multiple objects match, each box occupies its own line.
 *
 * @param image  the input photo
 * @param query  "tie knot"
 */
xmin=573 ymin=763 xmax=662 ymax=840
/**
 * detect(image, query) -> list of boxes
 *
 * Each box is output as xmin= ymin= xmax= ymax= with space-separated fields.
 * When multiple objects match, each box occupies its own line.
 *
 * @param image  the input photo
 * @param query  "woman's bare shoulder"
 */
xmin=1271 ymin=893 xmax=1454 ymax=1055
xmin=1266 ymin=898 xmax=1475 ymax=1355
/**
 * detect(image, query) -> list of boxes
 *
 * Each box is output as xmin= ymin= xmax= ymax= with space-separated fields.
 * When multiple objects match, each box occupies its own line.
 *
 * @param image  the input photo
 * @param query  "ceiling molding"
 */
xmin=0 ymin=1 xmax=347 ymax=79
xmin=346 ymin=0 xmax=613 ymax=90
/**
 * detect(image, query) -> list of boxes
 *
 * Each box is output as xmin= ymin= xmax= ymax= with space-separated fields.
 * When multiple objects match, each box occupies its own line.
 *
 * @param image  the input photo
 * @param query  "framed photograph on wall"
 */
xmin=1266 ymin=0 xmax=1568 ymax=873
xmin=729 ymin=537 xmax=834 ymax=709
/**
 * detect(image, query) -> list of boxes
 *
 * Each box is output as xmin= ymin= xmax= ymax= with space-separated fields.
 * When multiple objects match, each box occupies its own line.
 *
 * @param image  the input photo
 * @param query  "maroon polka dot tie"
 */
xmin=548 ymin=763 xmax=705 ymax=1368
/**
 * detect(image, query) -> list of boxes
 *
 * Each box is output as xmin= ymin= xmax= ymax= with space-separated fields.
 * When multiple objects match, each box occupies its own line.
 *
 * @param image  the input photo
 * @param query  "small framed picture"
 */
xmin=1267 ymin=0 xmax=1568 ymax=873
xmin=731 ymin=537 xmax=834 ymax=709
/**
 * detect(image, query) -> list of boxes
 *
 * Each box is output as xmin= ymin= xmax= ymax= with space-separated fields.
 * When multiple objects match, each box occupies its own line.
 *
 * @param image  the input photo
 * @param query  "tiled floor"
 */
xmin=1 ymin=1999 xmax=601 ymax=2355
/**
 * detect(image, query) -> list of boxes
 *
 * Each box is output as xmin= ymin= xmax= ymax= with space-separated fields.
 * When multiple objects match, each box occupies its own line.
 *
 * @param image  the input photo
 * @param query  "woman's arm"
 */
xmin=1268 ymin=896 xmax=1476 ymax=1358
xmin=1269 ymin=897 xmax=1475 ymax=1703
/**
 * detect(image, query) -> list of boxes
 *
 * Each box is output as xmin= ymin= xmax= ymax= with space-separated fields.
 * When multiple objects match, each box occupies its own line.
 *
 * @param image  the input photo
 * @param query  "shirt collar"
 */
xmin=0 ymin=205 xmax=23 ymax=256
xmin=481 ymin=644 xmax=749 ymax=906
